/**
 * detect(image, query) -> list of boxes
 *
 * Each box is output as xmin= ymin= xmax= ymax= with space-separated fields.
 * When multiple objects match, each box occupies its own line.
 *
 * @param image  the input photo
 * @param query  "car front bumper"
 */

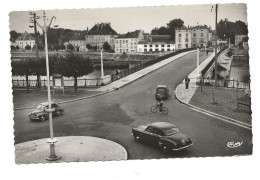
xmin=172 ymin=143 xmax=193 ymax=151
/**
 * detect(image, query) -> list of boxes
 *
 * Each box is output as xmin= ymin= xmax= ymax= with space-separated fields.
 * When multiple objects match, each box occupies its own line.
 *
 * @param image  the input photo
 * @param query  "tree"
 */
xmin=103 ymin=42 xmax=111 ymax=51
xmin=11 ymin=45 xmax=16 ymax=51
xmin=11 ymin=59 xmax=34 ymax=93
xmin=86 ymin=44 xmax=92 ymax=50
xmin=16 ymin=45 xmax=19 ymax=50
xmin=55 ymin=52 xmax=94 ymax=93
xmin=10 ymin=30 xmax=20 ymax=42
xmin=150 ymin=19 xmax=184 ymax=40
xmin=25 ymin=44 xmax=31 ymax=50
xmin=217 ymin=19 xmax=248 ymax=45
xmin=67 ymin=44 xmax=74 ymax=51
xmin=167 ymin=19 xmax=184 ymax=40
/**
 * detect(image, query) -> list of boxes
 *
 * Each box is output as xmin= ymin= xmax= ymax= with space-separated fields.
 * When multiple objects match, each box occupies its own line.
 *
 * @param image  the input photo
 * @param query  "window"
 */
xmin=179 ymin=38 xmax=181 ymax=43
xmin=185 ymin=38 xmax=188 ymax=42
xmin=167 ymin=49 xmax=170 ymax=51
xmin=193 ymin=33 xmax=196 ymax=37
xmin=144 ymin=45 xmax=147 ymax=47
xmin=178 ymin=44 xmax=181 ymax=48
xmin=201 ymin=33 xmax=203 ymax=37
xmin=161 ymin=44 xmax=164 ymax=47
xmin=167 ymin=44 xmax=170 ymax=47
xmin=144 ymin=49 xmax=147 ymax=52
xmin=155 ymin=44 xmax=158 ymax=47
xmin=186 ymin=33 xmax=188 ymax=37
xmin=179 ymin=34 xmax=181 ymax=37
xmin=150 ymin=45 xmax=152 ymax=47
xmin=126 ymin=40 xmax=128 ymax=43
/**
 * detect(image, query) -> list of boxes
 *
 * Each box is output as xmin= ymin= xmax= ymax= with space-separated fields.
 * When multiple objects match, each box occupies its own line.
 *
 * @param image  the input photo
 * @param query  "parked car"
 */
xmin=28 ymin=102 xmax=64 ymax=122
xmin=155 ymin=85 xmax=169 ymax=100
xmin=132 ymin=122 xmax=193 ymax=153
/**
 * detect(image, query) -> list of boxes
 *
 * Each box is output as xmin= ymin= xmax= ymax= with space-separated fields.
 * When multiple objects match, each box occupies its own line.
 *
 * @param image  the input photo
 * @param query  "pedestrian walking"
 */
xmin=116 ymin=70 xmax=119 ymax=79
xmin=185 ymin=77 xmax=190 ymax=89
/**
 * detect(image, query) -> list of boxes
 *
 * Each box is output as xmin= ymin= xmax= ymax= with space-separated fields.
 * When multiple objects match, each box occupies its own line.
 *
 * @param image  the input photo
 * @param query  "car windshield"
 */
xmin=164 ymin=128 xmax=180 ymax=136
xmin=157 ymin=88 xmax=166 ymax=93
xmin=35 ymin=105 xmax=45 ymax=111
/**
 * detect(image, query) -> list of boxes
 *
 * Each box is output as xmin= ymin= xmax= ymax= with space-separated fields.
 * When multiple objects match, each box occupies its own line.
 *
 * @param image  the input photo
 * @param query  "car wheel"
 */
xmin=134 ymin=135 xmax=141 ymax=143
xmin=150 ymin=106 xmax=157 ymax=113
xmin=56 ymin=110 xmax=63 ymax=116
xmin=40 ymin=116 xmax=46 ymax=122
xmin=160 ymin=144 xmax=169 ymax=154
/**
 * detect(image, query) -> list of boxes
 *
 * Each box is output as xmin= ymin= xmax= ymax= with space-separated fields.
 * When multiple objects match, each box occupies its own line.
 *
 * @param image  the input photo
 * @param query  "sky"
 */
xmin=9 ymin=3 xmax=247 ymax=34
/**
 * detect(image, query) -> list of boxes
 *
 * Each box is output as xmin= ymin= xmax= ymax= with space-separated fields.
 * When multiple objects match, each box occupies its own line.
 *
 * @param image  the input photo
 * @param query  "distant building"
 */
xmin=235 ymin=34 xmax=248 ymax=46
xmin=85 ymin=23 xmax=118 ymax=50
xmin=15 ymin=31 xmax=36 ymax=50
xmin=175 ymin=27 xmax=192 ymax=50
xmin=175 ymin=25 xmax=211 ymax=50
xmin=69 ymin=31 xmax=87 ymax=52
xmin=115 ymin=30 xmax=145 ymax=53
xmin=137 ymin=35 xmax=175 ymax=53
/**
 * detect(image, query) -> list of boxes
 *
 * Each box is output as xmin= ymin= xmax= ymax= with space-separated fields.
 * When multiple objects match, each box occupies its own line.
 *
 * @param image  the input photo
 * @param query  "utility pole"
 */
xmin=29 ymin=12 xmax=41 ymax=88
xmin=214 ymin=4 xmax=218 ymax=87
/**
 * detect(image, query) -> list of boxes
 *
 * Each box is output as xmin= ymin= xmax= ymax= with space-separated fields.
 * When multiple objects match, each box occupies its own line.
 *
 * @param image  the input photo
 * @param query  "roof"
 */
xmin=149 ymin=122 xmax=176 ymax=130
xmin=87 ymin=23 xmax=118 ymax=35
xmin=176 ymin=25 xmax=209 ymax=31
xmin=16 ymin=32 xmax=35 ymax=41
xmin=157 ymin=85 xmax=168 ymax=88
xmin=116 ymin=30 xmax=141 ymax=39
xmin=70 ymin=31 xmax=87 ymax=41
xmin=138 ymin=35 xmax=173 ymax=44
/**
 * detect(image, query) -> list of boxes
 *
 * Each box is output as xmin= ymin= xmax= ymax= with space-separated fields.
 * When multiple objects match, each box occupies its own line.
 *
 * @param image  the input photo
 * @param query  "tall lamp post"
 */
xmin=34 ymin=11 xmax=61 ymax=161
xmin=196 ymin=42 xmax=200 ymax=79
xmin=211 ymin=4 xmax=218 ymax=87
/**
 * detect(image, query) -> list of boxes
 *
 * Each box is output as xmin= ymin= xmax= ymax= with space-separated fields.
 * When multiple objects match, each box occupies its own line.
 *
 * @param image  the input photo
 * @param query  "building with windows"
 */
xmin=235 ymin=34 xmax=248 ymax=46
xmin=15 ymin=31 xmax=36 ymax=50
xmin=85 ymin=23 xmax=118 ymax=50
xmin=69 ymin=31 xmax=87 ymax=52
xmin=137 ymin=35 xmax=175 ymax=53
xmin=115 ymin=30 xmax=144 ymax=53
xmin=175 ymin=25 xmax=211 ymax=50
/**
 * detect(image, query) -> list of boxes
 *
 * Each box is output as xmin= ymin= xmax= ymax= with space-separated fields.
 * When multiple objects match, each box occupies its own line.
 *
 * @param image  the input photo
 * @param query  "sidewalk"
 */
xmin=175 ymin=49 xmax=252 ymax=130
xmin=14 ymin=50 xmax=196 ymax=164
xmin=15 ymin=136 xmax=127 ymax=164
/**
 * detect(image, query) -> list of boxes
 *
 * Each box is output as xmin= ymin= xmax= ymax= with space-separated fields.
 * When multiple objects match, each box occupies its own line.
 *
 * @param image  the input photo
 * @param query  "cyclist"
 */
xmin=156 ymin=94 xmax=163 ymax=112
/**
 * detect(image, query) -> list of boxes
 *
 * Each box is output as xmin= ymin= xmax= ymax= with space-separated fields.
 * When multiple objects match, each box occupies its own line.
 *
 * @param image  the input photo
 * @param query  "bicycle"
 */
xmin=150 ymin=102 xmax=168 ymax=114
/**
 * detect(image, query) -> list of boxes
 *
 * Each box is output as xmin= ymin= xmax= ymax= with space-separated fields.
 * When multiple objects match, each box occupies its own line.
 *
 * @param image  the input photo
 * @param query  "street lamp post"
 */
xmin=214 ymin=4 xmax=218 ymax=87
xmin=34 ymin=11 xmax=61 ymax=161
xmin=197 ymin=42 xmax=200 ymax=79
xmin=100 ymin=46 xmax=104 ymax=78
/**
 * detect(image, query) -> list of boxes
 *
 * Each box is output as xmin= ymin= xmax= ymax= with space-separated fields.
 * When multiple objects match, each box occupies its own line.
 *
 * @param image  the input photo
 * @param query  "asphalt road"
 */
xmin=13 ymin=51 xmax=252 ymax=159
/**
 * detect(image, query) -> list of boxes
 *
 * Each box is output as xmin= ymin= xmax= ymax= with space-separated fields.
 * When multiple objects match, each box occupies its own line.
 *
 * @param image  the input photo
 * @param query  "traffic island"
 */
xmin=15 ymin=136 xmax=128 ymax=164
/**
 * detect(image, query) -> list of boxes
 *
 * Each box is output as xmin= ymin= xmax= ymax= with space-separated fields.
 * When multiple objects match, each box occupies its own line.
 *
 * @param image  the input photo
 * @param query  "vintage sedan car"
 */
xmin=28 ymin=102 xmax=64 ymax=122
xmin=132 ymin=122 xmax=193 ymax=153
xmin=155 ymin=85 xmax=169 ymax=100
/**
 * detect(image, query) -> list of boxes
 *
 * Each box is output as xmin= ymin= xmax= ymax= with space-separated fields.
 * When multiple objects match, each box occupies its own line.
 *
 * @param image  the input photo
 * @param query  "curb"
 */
xmin=175 ymin=84 xmax=252 ymax=130
xmin=13 ymin=89 xmax=117 ymax=110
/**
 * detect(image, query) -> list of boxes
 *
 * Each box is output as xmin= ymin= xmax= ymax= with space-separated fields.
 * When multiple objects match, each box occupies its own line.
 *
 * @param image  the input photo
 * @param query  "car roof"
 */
xmin=157 ymin=85 xmax=168 ymax=88
xmin=149 ymin=122 xmax=176 ymax=130
xmin=39 ymin=102 xmax=56 ymax=106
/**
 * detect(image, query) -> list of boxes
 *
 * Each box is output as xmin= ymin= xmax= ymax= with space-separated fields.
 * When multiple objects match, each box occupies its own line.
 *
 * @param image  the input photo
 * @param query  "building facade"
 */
xmin=15 ymin=31 xmax=35 ymax=50
xmin=175 ymin=25 xmax=211 ymax=50
xmin=69 ymin=31 xmax=87 ymax=52
xmin=137 ymin=35 xmax=175 ymax=53
xmin=115 ymin=30 xmax=144 ymax=53
xmin=235 ymin=34 xmax=248 ymax=46
xmin=85 ymin=23 xmax=118 ymax=50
